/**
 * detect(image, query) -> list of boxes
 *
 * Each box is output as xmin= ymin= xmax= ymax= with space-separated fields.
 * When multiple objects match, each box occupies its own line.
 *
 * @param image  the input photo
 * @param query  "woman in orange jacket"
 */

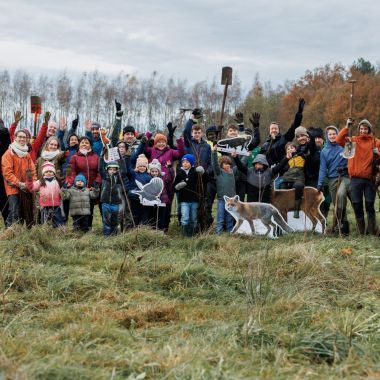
xmin=2 ymin=130 xmax=36 ymax=227
xmin=336 ymin=118 xmax=380 ymax=234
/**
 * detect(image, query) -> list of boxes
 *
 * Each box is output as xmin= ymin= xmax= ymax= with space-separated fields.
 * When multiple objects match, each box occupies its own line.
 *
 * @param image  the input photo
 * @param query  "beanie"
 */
xmin=106 ymin=161 xmax=119 ymax=170
xmin=295 ymin=126 xmax=308 ymax=137
xmin=20 ymin=129 xmax=32 ymax=140
xmin=123 ymin=125 xmax=135 ymax=135
xmin=74 ymin=174 xmax=87 ymax=187
xmin=41 ymin=161 xmax=56 ymax=175
xmin=206 ymin=125 xmax=217 ymax=135
xmin=154 ymin=133 xmax=167 ymax=146
xmin=182 ymin=154 xmax=195 ymax=167
xmin=308 ymin=127 xmax=324 ymax=139
xmin=135 ymin=154 xmax=148 ymax=169
xmin=358 ymin=119 xmax=372 ymax=133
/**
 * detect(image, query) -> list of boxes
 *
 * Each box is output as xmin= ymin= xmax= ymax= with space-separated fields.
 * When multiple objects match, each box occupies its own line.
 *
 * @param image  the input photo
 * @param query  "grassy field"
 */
xmin=0 ymin=214 xmax=379 ymax=379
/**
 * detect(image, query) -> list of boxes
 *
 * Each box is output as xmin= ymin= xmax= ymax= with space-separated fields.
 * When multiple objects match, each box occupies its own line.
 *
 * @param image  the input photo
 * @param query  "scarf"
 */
xmin=79 ymin=149 xmax=92 ymax=156
xmin=41 ymin=150 xmax=61 ymax=161
xmin=10 ymin=142 xmax=29 ymax=158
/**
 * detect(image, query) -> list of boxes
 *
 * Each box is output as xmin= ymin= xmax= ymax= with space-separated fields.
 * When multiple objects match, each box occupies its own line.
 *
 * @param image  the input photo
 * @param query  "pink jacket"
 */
xmin=26 ymin=178 xmax=61 ymax=207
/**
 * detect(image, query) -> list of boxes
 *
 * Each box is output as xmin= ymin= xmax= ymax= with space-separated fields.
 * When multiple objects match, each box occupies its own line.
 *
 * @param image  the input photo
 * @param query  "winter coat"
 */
xmin=174 ymin=166 xmax=206 ymax=203
xmin=26 ymin=178 xmax=61 ymax=207
xmin=85 ymin=131 xmax=103 ymax=156
xmin=61 ymin=187 xmax=99 ymax=216
xmin=100 ymin=173 xmax=123 ymax=205
xmin=212 ymin=151 xmax=236 ymax=199
xmin=66 ymin=150 xmax=101 ymax=188
xmin=260 ymin=112 xmax=303 ymax=166
xmin=318 ymin=139 xmax=348 ymax=188
xmin=183 ymin=119 xmax=212 ymax=171
xmin=336 ymin=126 xmax=380 ymax=180
xmin=2 ymin=148 xmax=36 ymax=196
xmin=282 ymin=155 xmax=305 ymax=183
xmin=57 ymin=128 xmax=79 ymax=175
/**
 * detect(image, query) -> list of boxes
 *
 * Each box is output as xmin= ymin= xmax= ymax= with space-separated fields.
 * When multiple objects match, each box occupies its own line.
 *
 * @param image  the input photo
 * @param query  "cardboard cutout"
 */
xmin=216 ymin=135 xmax=252 ymax=156
xmin=132 ymin=177 xmax=165 ymax=207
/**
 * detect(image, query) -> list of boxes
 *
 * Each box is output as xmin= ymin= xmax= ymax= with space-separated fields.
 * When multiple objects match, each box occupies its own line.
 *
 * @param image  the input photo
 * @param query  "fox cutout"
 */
xmin=224 ymin=195 xmax=294 ymax=237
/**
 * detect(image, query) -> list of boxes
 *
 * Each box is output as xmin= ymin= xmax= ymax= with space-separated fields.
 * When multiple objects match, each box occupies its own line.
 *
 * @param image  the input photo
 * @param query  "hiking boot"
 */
xmin=293 ymin=199 xmax=301 ymax=219
xmin=356 ymin=217 xmax=365 ymax=235
xmin=367 ymin=217 xmax=377 ymax=235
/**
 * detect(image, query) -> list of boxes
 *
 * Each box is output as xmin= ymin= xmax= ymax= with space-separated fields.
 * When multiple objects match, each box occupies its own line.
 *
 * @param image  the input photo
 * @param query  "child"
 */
xmin=280 ymin=142 xmax=306 ymax=218
xmin=212 ymin=145 xmax=236 ymax=234
xmin=61 ymin=174 xmax=99 ymax=232
xmin=147 ymin=159 xmax=174 ymax=231
xmin=232 ymin=152 xmax=285 ymax=204
xmin=26 ymin=162 xmax=63 ymax=228
xmin=100 ymin=161 xmax=123 ymax=236
xmin=174 ymin=154 xmax=206 ymax=236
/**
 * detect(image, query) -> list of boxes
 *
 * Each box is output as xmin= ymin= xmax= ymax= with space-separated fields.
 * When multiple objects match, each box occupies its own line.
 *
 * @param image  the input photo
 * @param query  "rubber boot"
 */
xmin=181 ymin=225 xmax=187 ymax=237
xmin=341 ymin=220 xmax=350 ymax=236
xmin=293 ymin=199 xmax=301 ymax=219
xmin=184 ymin=224 xmax=194 ymax=237
xmin=367 ymin=216 xmax=376 ymax=236
xmin=356 ymin=217 xmax=365 ymax=235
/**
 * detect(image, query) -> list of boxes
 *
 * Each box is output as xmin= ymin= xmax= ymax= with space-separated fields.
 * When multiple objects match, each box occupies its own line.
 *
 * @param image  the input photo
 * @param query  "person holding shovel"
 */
xmin=336 ymin=119 xmax=380 ymax=235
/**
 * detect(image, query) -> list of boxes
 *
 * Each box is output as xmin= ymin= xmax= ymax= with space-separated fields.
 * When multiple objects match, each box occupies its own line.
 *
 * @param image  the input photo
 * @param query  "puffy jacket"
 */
xmin=2 ymin=148 xmax=36 ymax=196
xmin=174 ymin=166 xmax=207 ymax=203
xmin=336 ymin=126 xmax=380 ymax=180
xmin=26 ymin=178 xmax=61 ymax=207
xmin=61 ymin=187 xmax=99 ymax=216
xmin=66 ymin=150 xmax=101 ymax=188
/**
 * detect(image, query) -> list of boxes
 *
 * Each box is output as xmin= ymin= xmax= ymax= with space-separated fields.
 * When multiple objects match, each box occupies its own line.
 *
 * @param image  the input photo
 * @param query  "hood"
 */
xmin=252 ymin=154 xmax=269 ymax=167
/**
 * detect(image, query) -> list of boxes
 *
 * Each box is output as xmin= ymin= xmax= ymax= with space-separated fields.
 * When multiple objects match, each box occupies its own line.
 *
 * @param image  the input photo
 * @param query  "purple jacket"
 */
xmin=144 ymin=138 xmax=184 ymax=174
xmin=160 ymin=168 xmax=174 ymax=204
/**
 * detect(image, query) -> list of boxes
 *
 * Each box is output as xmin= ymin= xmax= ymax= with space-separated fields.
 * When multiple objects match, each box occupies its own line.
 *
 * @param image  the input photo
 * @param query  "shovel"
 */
xmin=219 ymin=66 xmax=232 ymax=127
xmin=342 ymin=80 xmax=357 ymax=159
xmin=31 ymin=95 xmax=42 ymax=139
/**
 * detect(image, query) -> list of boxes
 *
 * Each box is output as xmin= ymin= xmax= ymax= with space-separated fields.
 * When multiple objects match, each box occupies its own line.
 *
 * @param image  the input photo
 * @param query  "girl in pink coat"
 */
xmin=26 ymin=161 xmax=63 ymax=227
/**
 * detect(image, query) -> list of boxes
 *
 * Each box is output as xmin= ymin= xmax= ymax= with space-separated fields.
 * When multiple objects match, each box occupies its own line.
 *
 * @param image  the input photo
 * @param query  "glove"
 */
xmin=192 ymin=108 xmax=203 ymax=119
xmin=72 ymin=114 xmax=79 ymax=130
xmin=93 ymin=182 xmax=100 ymax=189
xmin=167 ymin=122 xmax=177 ymax=135
xmin=298 ymin=98 xmax=305 ymax=113
xmin=14 ymin=111 xmax=23 ymax=124
xmin=245 ymin=128 xmax=253 ymax=135
xmin=249 ymin=112 xmax=260 ymax=128
xmin=234 ymin=112 xmax=244 ymax=124
xmin=196 ymin=166 xmax=205 ymax=174
xmin=115 ymin=99 xmax=123 ymax=117
xmin=18 ymin=182 xmax=26 ymax=191
xmin=140 ymin=134 xmax=149 ymax=144
xmin=145 ymin=131 xmax=153 ymax=141
xmin=317 ymin=185 xmax=323 ymax=193
xmin=374 ymin=147 xmax=379 ymax=155
xmin=175 ymin=181 xmax=187 ymax=190
xmin=44 ymin=111 xmax=51 ymax=125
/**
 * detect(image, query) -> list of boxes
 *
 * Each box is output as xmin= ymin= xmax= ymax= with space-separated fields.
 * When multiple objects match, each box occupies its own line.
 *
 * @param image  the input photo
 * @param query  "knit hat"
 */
xmin=295 ymin=126 xmax=308 ymax=137
xmin=41 ymin=161 xmax=56 ymax=175
xmin=135 ymin=154 xmax=148 ymax=169
xmin=206 ymin=125 xmax=217 ymax=135
xmin=106 ymin=161 xmax=119 ymax=170
xmin=182 ymin=154 xmax=195 ymax=167
xmin=20 ymin=129 xmax=32 ymax=140
xmin=325 ymin=125 xmax=339 ymax=134
xmin=91 ymin=122 xmax=101 ymax=130
xmin=74 ymin=174 xmax=87 ymax=187
xmin=358 ymin=119 xmax=372 ymax=133
xmin=308 ymin=127 xmax=324 ymax=139
xmin=154 ymin=133 xmax=167 ymax=146
xmin=123 ymin=125 xmax=135 ymax=135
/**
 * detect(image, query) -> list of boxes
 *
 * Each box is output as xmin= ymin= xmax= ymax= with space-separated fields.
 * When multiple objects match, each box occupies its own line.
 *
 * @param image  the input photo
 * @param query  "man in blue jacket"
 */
xmin=317 ymin=125 xmax=350 ymax=235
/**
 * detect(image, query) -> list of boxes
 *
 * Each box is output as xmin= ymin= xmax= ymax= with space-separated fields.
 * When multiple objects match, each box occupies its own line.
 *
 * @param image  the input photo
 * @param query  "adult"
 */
xmin=85 ymin=120 xmax=103 ymax=156
xmin=65 ymin=136 xmax=101 ymax=228
xmin=317 ymin=125 xmax=350 ymax=235
xmin=36 ymin=136 xmax=65 ymax=181
xmin=260 ymin=98 xmax=305 ymax=166
xmin=2 ymin=130 xmax=36 ymax=227
xmin=0 ymin=118 xmax=11 ymax=223
xmin=336 ymin=119 xmax=380 ymax=235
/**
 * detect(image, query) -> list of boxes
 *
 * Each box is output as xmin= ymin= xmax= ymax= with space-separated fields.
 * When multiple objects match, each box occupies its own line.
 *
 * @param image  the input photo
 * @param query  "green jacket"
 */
xmin=212 ymin=151 xmax=236 ymax=199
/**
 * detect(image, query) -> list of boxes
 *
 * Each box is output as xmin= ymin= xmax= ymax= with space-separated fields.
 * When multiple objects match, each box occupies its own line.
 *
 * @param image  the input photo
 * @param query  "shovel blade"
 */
xmin=342 ymin=141 xmax=356 ymax=159
xmin=221 ymin=67 xmax=232 ymax=85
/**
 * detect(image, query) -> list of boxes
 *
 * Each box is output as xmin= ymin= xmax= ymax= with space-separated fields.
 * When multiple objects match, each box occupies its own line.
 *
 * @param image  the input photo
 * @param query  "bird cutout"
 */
xmin=132 ymin=177 xmax=166 ymax=207
xmin=216 ymin=134 xmax=253 ymax=156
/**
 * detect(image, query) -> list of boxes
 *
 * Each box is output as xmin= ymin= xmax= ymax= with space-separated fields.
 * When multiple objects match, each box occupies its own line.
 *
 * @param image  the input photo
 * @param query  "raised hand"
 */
xmin=115 ymin=99 xmax=123 ymax=117
xmin=249 ymin=112 xmax=260 ymax=128
xmin=298 ymin=98 xmax=305 ymax=113
xmin=84 ymin=119 xmax=92 ymax=132
xmin=234 ymin=112 xmax=244 ymax=124
xmin=14 ymin=111 xmax=24 ymax=124
xmin=72 ymin=114 xmax=79 ymax=130
xmin=59 ymin=117 xmax=67 ymax=131
xmin=166 ymin=122 xmax=177 ymax=135
xmin=44 ymin=111 xmax=51 ymax=125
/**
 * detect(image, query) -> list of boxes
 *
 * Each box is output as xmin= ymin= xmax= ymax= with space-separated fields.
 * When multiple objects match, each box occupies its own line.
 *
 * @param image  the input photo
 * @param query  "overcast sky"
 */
xmin=0 ymin=0 xmax=379 ymax=89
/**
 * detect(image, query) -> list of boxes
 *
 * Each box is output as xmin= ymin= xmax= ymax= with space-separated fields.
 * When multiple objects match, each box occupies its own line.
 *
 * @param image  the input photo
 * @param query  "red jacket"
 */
xmin=66 ymin=151 xmax=101 ymax=188
xmin=336 ymin=126 xmax=380 ymax=180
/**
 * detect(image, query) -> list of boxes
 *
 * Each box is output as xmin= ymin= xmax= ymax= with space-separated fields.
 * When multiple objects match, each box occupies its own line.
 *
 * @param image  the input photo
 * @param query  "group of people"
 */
xmin=0 ymin=98 xmax=378 ymax=237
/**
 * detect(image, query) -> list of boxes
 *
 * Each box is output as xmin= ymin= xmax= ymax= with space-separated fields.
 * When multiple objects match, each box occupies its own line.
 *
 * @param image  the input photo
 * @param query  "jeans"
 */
xmin=41 ymin=206 xmax=64 ymax=227
xmin=6 ymin=194 xmax=20 ymax=227
xmin=216 ymin=199 xmax=235 ymax=234
xmin=102 ymin=203 xmax=120 ymax=236
xmin=180 ymin=202 xmax=198 ymax=226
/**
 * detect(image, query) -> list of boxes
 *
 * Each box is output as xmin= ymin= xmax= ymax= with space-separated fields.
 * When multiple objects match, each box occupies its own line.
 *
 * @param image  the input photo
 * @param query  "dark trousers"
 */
xmin=130 ymin=198 xmax=150 ymax=226
xmin=205 ymin=179 xmax=217 ymax=227
xmin=72 ymin=215 xmax=91 ymax=232
xmin=62 ymin=199 xmax=70 ymax=223
xmin=236 ymin=180 xmax=247 ymax=202
xmin=41 ymin=206 xmax=64 ymax=227
xmin=350 ymin=177 xmax=376 ymax=219
xmin=281 ymin=181 xmax=304 ymax=200
xmin=6 ymin=194 xmax=20 ymax=228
